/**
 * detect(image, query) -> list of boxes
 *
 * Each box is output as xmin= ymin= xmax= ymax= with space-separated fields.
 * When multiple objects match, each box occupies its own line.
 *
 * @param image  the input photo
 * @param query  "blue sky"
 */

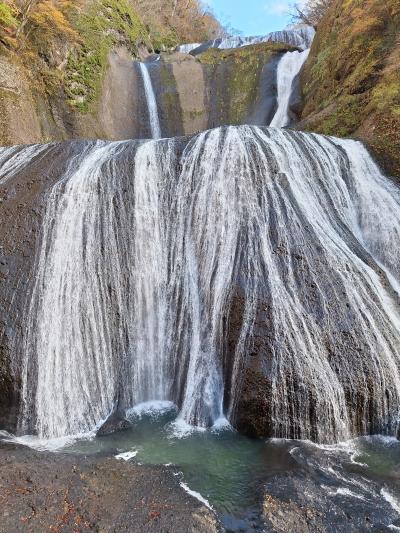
xmin=206 ymin=0 xmax=295 ymax=36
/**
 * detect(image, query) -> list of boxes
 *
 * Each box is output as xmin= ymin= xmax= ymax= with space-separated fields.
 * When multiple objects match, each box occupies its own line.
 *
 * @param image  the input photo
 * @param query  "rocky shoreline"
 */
xmin=0 ymin=441 xmax=220 ymax=532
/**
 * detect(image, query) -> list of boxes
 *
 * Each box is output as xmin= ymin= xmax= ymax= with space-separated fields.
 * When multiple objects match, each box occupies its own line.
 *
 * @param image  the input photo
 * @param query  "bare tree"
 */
xmin=15 ymin=0 xmax=37 ymax=37
xmin=292 ymin=0 xmax=333 ymax=28
xmin=133 ymin=0 xmax=222 ymax=42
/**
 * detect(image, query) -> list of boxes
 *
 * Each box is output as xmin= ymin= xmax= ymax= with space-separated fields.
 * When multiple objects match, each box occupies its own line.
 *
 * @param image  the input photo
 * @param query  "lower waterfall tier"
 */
xmin=1 ymin=125 xmax=400 ymax=443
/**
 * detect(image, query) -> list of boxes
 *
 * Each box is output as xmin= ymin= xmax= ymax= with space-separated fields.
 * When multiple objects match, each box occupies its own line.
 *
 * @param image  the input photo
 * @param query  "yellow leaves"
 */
xmin=133 ymin=0 xmax=222 ymax=47
xmin=29 ymin=1 xmax=80 ymax=41
xmin=28 ymin=0 xmax=80 ymax=48
xmin=1 ymin=0 xmax=85 ymax=50
xmin=342 ymin=0 xmax=394 ymax=22
xmin=0 ymin=1 xmax=18 ymax=30
xmin=0 ymin=0 xmax=19 ymax=47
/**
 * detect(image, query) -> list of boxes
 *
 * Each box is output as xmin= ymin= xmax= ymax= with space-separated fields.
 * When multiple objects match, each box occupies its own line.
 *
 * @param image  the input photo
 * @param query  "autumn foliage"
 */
xmin=0 ymin=0 xmax=83 ymax=49
xmin=301 ymin=0 xmax=400 ymax=177
xmin=0 ymin=0 xmax=221 ymax=50
xmin=134 ymin=0 xmax=222 ymax=47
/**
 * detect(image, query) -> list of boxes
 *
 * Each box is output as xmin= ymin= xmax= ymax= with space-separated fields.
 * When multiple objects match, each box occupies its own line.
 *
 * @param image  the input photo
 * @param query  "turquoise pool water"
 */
xmin=62 ymin=403 xmax=400 ymax=531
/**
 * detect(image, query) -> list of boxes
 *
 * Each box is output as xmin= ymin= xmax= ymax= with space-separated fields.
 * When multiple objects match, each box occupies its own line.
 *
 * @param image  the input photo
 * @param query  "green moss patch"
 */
xmin=65 ymin=0 xmax=148 ymax=112
xmin=199 ymin=42 xmax=293 ymax=125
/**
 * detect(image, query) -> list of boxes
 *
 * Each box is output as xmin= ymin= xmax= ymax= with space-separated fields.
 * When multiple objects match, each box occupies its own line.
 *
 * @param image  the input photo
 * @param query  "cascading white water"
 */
xmin=177 ymin=42 xmax=201 ymax=54
xmin=138 ymin=62 xmax=162 ymax=139
xmin=17 ymin=126 xmax=400 ymax=442
xmin=0 ymin=144 xmax=49 ymax=186
xmin=270 ymin=49 xmax=310 ymax=128
xmin=177 ymin=27 xmax=315 ymax=54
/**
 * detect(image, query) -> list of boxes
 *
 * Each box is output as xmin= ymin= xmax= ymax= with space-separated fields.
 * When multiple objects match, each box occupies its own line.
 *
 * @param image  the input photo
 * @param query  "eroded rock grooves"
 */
xmin=0 ymin=125 xmax=397 ymax=443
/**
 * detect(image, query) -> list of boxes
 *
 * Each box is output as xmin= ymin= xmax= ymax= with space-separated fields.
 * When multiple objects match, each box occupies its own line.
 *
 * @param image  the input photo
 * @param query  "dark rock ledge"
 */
xmin=0 ymin=441 xmax=220 ymax=533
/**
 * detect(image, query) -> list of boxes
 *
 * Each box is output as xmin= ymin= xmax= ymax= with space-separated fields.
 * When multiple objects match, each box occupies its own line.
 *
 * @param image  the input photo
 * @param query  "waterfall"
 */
xmin=0 ymin=144 xmax=48 ymax=186
xmin=270 ymin=49 xmax=310 ymax=128
xmin=17 ymin=126 xmax=400 ymax=442
xmin=176 ymin=28 xmax=313 ymax=131
xmin=177 ymin=27 xmax=315 ymax=55
xmin=138 ymin=62 xmax=162 ymax=139
xmin=177 ymin=42 xmax=201 ymax=54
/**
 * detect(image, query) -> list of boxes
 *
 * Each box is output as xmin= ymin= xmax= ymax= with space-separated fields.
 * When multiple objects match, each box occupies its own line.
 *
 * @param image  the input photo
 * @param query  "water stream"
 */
xmin=270 ymin=49 xmax=310 ymax=127
xmin=14 ymin=405 xmax=397 ymax=532
xmin=178 ymin=26 xmax=315 ymax=55
xmin=138 ymin=62 xmax=162 ymax=139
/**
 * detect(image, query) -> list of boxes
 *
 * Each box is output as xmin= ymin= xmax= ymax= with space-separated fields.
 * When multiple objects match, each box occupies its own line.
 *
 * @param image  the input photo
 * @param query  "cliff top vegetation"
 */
xmin=300 ymin=0 xmax=400 ymax=177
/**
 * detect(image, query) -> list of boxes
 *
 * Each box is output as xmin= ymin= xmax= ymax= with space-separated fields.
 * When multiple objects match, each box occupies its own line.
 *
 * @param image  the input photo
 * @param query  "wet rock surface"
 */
xmin=96 ymin=410 xmax=131 ymax=437
xmin=0 ymin=141 xmax=95 ymax=432
xmin=0 ymin=441 xmax=220 ymax=532
xmin=262 ymin=441 xmax=400 ymax=533
xmin=138 ymin=42 xmax=295 ymax=139
xmin=263 ymin=471 xmax=400 ymax=532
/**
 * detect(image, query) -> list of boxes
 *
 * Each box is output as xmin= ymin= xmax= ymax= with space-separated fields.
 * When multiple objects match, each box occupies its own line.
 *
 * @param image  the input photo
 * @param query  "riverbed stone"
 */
xmin=0 ymin=441 xmax=220 ymax=532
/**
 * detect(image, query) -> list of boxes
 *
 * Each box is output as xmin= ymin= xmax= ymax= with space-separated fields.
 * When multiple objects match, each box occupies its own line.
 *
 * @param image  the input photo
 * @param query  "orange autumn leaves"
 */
xmin=0 ymin=0 xmax=82 ymax=48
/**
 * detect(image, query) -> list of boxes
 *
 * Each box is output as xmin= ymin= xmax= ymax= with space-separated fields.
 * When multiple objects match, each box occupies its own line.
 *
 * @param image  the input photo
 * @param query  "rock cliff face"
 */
xmin=299 ymin=0 xmax=400 ymax=178
xmin=0 ymin=40 xmax=294 ymax=145
xmin=0 ymin=0 xmax=222 ymax=146
xmin=0 ymin=46 xmax=144 ymax=146
xmin=135 ymin=42 xmax=293 ymax=138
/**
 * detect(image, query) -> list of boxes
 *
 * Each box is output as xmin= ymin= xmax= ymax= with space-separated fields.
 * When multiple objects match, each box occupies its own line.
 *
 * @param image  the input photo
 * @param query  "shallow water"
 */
xmin=60 ymin=404 xmax=400 ymax=531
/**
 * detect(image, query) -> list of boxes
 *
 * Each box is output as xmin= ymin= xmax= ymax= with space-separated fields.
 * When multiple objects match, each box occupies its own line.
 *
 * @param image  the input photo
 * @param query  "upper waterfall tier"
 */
xmin=133 ymin=40 xmax=308 ymax=139
xmin=2 ymin=126 xmax=399 ymax=443
xmin=176 ymin=27 xmax=315 ymax=55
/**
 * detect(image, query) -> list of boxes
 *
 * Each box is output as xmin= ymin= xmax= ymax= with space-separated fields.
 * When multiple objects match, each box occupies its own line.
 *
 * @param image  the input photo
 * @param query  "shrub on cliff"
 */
xmin=0 ymin=1 xmax=82 ymax=56
xmin=300 ymin=0 xmax=400 ymax=178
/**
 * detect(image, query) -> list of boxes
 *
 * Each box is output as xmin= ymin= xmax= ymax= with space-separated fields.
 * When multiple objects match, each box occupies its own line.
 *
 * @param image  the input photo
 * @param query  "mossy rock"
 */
xmin=64 ymin=0 xmax=149 ymax=113
xmin=199 ymin=42 xmax=294 ymax=126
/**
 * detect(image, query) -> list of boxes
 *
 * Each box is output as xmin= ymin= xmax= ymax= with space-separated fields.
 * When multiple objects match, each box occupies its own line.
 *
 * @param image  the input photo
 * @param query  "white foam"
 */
xmin=324 ymin=486 xmax=367 ymax=501
xmin=18 ymin=125 xmax=400 ymax=442
xmin=180 ymin=482 xmax=213 ymax=509
xmin=0 ymin=144 xmax=49 ymax=186
xmin=211 ymin=417 xmax=232 ymax=432
xmin=382 ymin=488 xmax=400 ymax=515
xmin=168 ymin=418 xmax=207 ymax=439
xmin=270 ymin=49 xmax=309 ymax=128
xmin=300 ymin=437 xmax=369 ymax=467
xmin=176 ymin=26 xmax=315 ymax=54
xmin=115 ymin=450 xmax=138 ymax=461
xmin=0 ymin=429 xmax=95 ymax=451
xmin=126 ymin=400 xmax=176 ymax=420
xmin=176 ymin=43 xmax=201 ymax=54
xmin=138 ymin=62 xmax=162 ymax=139
xmin=366 ymin=435 xmax=400 ymax=447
